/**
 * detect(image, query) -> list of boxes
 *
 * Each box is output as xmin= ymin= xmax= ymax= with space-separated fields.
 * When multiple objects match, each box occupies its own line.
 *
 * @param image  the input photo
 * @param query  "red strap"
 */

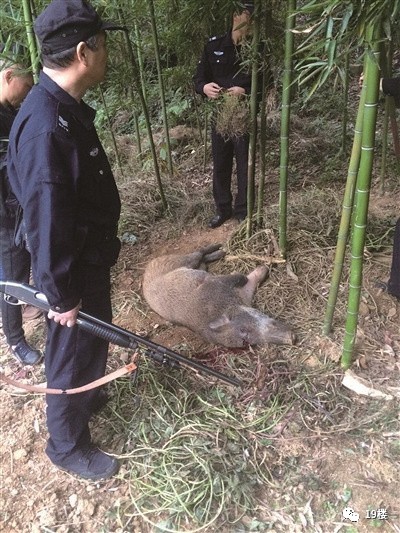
xmin=0 ymin=362 xmax=137 ymax=395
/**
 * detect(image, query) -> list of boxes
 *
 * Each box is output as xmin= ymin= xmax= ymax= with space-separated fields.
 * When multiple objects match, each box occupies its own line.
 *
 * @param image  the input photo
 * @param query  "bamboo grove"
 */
xmin=1 ymin=0 xmax=399 ymax=367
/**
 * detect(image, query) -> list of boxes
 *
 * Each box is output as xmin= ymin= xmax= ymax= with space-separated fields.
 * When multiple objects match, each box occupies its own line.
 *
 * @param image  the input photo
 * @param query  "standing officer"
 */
xmin=8 ymin=0 xmax=125 ymax=480
xmin=194 ymin=2 xmax=254 ymax=228
xmin=0 ymin=54 xmax=42 ymax=364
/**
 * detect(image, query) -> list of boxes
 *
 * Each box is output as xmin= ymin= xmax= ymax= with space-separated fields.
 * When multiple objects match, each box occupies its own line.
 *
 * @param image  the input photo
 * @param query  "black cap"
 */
xmin=34 ymin=0 xmax=126 ymax=55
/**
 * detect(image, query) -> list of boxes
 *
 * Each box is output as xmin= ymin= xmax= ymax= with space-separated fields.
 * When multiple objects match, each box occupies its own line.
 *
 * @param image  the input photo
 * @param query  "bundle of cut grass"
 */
xmin=214 ymin=93 xmax=250 ymax=140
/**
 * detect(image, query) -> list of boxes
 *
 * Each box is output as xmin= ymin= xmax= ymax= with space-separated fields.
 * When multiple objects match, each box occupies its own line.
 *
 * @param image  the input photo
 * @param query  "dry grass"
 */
xmin=213 ymin=93 xmax=250 ymax=140
xmin=99 ymin=166 xmax=399 ymax=531
xmin=1 ymin=83 xmax=399 ymax=531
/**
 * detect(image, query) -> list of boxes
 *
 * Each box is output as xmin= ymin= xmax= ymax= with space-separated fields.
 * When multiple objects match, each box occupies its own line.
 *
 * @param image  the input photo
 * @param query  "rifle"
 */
xmin=0 ymin=281 xmax=242 ymax=388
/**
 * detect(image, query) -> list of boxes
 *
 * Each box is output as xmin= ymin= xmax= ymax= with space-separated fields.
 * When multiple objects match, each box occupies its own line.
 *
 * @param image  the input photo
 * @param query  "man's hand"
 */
xmin=203 ymin=82 xmax=222 ymax=99
xmin=48 ymin=301 xmax=81 ymax=328
xmin=227 ymin=86 xmax=246 ymax=96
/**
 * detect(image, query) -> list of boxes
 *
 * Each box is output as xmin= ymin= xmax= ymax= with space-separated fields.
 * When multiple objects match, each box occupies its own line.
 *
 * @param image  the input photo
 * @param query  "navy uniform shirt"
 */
xmin=7 ymin=71 xmax=121 ymax=312
xmin=193 ymin=31 xmax=252 ymax=96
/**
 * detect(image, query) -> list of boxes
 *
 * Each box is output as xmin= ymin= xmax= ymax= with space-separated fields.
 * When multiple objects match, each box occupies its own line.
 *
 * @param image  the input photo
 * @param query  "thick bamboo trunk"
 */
xmin=21 ymin=0 xmax=39 ymax=79
xmin=341 ymin=25 xmax=381 ymax=369
xmin=323 ymin=53 xmax=368 ymax=335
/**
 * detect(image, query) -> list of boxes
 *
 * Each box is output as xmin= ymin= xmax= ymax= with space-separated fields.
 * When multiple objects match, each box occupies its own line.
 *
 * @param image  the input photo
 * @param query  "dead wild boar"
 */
xmin=142 ymin=244 xmax=295 ymax=348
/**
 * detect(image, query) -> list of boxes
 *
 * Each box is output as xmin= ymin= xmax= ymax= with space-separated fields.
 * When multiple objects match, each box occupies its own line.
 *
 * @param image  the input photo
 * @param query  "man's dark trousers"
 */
xmin=45 ymin=264 xmax=112 ymax=464
xmin=388 ymin=217 xmax=400 ymax=298
xmin=0 ymin=214 xmax=30 ymax=345
xmin=211 ymin=127 xmax=249 ymax=218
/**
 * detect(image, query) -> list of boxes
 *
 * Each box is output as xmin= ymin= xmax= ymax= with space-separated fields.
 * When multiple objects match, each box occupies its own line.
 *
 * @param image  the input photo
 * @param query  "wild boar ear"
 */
xmin=209 ymin=314 xmax=231 ymax=330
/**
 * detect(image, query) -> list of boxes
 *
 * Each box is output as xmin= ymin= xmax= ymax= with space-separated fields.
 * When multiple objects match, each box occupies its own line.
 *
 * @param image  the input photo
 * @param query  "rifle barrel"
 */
xmin=0 ymin=281 xmax=242 ymax=387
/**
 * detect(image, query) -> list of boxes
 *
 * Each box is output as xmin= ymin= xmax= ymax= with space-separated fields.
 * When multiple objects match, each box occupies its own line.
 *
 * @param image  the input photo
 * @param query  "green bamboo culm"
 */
xmin=341 ymin=25 xmax=381 ymax=370
xmin=146 ymin=0 xmax=174 ymax=178
xmin=278 ymin=0 xmax=296 ymax=258
xmin=21 ymin=0 xmax=39 ymax=80
xmin=133 ymin=20 xmax=148 ymax=107
xmin=256 ymin=39 xmax=268 ymax=228
xmin=340 ymin=50 xmax=350 ymax=154
xmin=99 ymin=86 xmax=124 ymax=177
xmin=246 ymin=0 xmax=261 ymax=239
xmin=133 ymin=110 xmax=143 ymax=166
xmin=323 ymin=52 xmax=368 ymax=335
xmin=118 ymin=10 xmax=167 ymax=210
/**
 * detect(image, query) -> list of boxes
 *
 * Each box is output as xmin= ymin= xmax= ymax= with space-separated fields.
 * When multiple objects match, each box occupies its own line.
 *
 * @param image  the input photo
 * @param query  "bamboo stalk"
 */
xmin=246 ymin=0 xmax=261 ymax=239
xmin=133 ymin=21 xmax=148 ymax=107
xmin=341 ymin=25 xmax=381 ymax=369
xmin=118 ymin=9 xmax=167 ymax=210
xmin=133 ymin=110 xmax=143 ymax=166
xmin=146 ymin=0 xmax=174 ymax=178
xmin=99 ymin=86 xmax=124 ymax=176
xmin=278 ymin=0 xmax=296 ymax=258
xmin=340 ymin=50 xmax=350 ymax=154
xmin=21 ymin=0 xmax=39 ymax=80
xmin=256 ymin=45 xmax=267 ymax=229
xmin=323 ymin=54 xmax=368 ymax=335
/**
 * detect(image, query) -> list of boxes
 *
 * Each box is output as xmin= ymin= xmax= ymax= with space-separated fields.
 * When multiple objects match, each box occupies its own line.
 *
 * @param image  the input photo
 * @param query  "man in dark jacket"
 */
xmin=194 ymin=3 xmax=254 ymax=228
xmin=0 ymin=55 xmax=42 ymax=364
xmin=7 ymin=0 xmax=125 ymax=480
xmin=380 ymin=77 xmax=400 ymax=300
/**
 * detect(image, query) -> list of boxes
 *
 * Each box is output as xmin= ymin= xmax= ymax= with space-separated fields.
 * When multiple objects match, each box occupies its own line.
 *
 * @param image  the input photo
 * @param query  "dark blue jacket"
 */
xmin=193 ymin=31 xmax=252 ymax=96
xmin=7 ymin=72 xmax=121 ymax=312
xmin=0 ymin=103 xmax=19 ymax=222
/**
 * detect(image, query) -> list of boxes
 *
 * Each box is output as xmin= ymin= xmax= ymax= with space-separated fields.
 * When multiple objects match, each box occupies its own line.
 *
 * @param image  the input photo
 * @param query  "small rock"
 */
xmin=121 ymin=232 xmax=138 ymax=245
xmin=69 ymin=494 xmax=78 ymax=508
xmin=13 ymin=449 xmax=28 ymax=461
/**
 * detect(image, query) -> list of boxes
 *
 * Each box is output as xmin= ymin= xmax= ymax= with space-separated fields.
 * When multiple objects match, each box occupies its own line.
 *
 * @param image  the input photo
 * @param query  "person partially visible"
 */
xmin=0 ymin=54 xmax=42 ymax=365
xmin=193 ymin=2 xmax=255 ymax=228
xmin=7 ymin=0 xmax=125 ymax=480
xmin=379 ymin=77 xmax=400 ymax=301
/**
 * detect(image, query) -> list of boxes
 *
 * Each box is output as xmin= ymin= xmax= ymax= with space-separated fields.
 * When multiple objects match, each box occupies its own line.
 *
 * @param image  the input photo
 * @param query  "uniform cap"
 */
xmin=34 ymin=0 xmax=126 ymax=55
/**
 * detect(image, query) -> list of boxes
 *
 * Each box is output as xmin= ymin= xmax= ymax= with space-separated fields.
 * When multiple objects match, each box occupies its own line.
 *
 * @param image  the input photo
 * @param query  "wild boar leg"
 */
xmin=235 ymin=265 xmax=269 ymax=305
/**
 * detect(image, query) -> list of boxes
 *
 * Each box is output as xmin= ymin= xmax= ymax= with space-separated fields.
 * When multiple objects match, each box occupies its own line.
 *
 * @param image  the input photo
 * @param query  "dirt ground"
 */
xmin=1 ymin=132 xmax=400 ymax=531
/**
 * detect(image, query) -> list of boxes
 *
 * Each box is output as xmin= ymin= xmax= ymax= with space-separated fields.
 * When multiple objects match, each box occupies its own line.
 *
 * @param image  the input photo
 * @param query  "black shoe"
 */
xmin=375 ymin=280 xmax=400 ymax=301
xmin=53 ymin=446 xmax=119 ymax=481
xmin=10 ymin=339 xmax=42 ymax=365
xmin=92 ymin=389 xmax=110 ymax=414
xmin=208 ymin=214 xmax=231 ymax=229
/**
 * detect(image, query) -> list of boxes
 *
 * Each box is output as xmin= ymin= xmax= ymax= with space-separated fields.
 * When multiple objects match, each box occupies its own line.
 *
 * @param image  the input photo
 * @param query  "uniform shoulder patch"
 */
xmin=58 ymin=115 xmax=69 ymax=132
